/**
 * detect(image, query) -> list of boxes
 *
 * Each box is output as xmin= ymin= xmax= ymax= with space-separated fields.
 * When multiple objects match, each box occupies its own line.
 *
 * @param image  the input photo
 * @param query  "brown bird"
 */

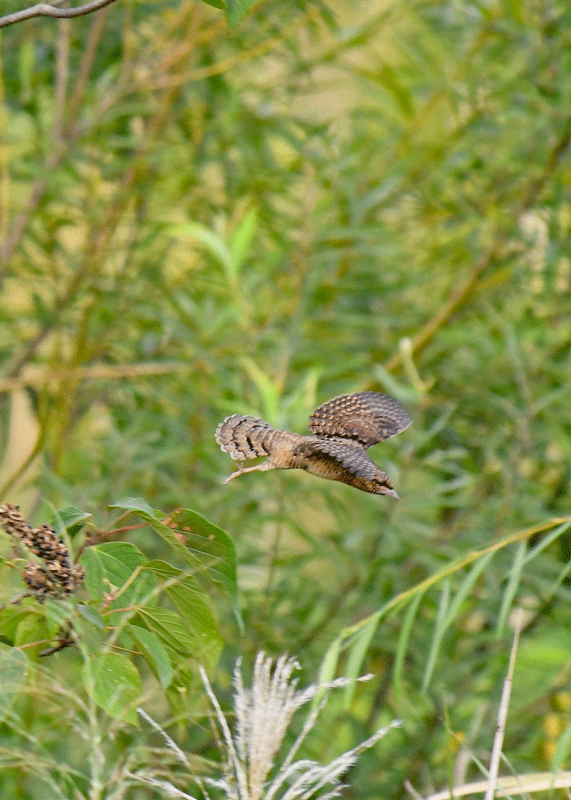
xmin=215 ymin=391 xmax=412 ymax=499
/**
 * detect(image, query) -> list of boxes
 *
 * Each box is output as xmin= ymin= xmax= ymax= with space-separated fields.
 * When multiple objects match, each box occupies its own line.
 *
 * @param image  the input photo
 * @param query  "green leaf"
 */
xmin=0 ymin=648 xmax=27 ymax=721
xmin=83 ymin=652 xmax=141 ymax=724
xmin=315 ymin=635 xmax=342 ymax=709
xmin=373 ymin=62 xmax=414 ymax=117
xmin=226 ymin=0 xmax=258 ymax=26
xmin=238 ymin=357 xmax=281 ymax=422
xmin=14 ymin=612 xmax=45 ymax=653
xmin=229 ymin=207 xmax=257 ymax=270
xmin=44 ymin=599 xmax=74 ymax=638
xmin=111 ymin=497 xmax=157 ymax=519
xmin=31 ymin=292 xmax=54 ymax=325
xmin=111 ymin=498 xmax=198 ymax=569
xmin=343 ymin=611 xmax=381 ymax=707
xmin=170 ymin=222 xmax=236 ymax=281
xmin=111 ymin=500 xmax=237 ymax=598
xmin=495 ymin=540 xmax=526 ymax=639
xmin=18 ymin=39 xmax=35 ymax=104
xmin=77 ymin=604 xmax=106 ymax=629
xmin=135 ymin=606 xmax=198 ymax=656
xmin=128 ymin=624 xmax=173 ymax=689
xmin=373 ymin=363 xmax=420 ymax=404
xmin=552 ymin=720 xmax=571 ymax=776
xmin=165 ymin=508 xmax=237 ymax=598
xmin=145 ymin=560 xmax=223 ymax=669
xmin=0 ymin=606 xmax=30 ymax=643
xmin=513 ymin=633 xmax=571 ymax=712
xmin=81 ymin=542 xmax=156 ymax=609
xmin=393 ymin=590 xmax=424 ymax=711
xmin=423 ymin=553 xmax=494 ymax=691
xmin=52 ymin=506 xmax=92 ymax=537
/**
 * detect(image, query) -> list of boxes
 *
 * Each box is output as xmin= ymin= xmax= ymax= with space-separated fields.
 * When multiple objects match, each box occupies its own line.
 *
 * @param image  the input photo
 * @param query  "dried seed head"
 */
xmin=0 ymin=503 xmax=84 ymax=599
xmin=0 ymin=503 xmax=33 ymax=540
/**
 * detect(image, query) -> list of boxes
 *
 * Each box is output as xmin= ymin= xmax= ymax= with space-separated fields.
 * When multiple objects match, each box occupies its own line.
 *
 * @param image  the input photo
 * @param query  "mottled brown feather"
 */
xmin=215 ymin=391 xmax=411 ymax=498
xmin=308 ymin=391 xmax=412 ymax=447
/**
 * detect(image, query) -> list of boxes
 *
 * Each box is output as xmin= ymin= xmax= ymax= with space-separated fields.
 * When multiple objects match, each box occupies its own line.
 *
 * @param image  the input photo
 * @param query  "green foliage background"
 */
xmin=1 ymin=0 xmax=571 ymax=796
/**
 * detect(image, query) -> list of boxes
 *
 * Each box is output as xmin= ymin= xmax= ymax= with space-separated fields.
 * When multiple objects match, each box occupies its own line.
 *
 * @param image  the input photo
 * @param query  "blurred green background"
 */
xmin=1 ymin=0 xmax=571 ymax=796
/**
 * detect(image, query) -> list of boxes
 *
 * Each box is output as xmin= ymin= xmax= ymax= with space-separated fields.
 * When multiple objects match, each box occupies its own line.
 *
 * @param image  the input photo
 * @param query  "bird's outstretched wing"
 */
xmin=308 ymin=391 xmax=412 ymax=448
xmin=295 ymin=437 xmax=377 ymax=481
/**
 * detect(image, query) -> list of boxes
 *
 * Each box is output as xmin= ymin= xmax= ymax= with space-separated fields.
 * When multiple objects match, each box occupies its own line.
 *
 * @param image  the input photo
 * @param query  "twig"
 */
xmin=484 ymin=609 xmax=523 ymax=800
xmin=0 ymin=146 xmax=65 ymax=270
xmin=0 ymin=0 xmax=120 ymax=29
xmin=53 ymin=15 xmax=71 ymax=145
xmin=67 ymin=6 xmax=110 ymax=124
xmin=0 ymin=361 xmax=196 ymax=395
xmin=419 ymin=771 xmax=571 ymax=800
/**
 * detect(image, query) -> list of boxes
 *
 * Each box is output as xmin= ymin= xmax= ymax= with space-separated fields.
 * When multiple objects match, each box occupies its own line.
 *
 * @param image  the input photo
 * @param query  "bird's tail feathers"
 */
xmin=215 ymin=415 xmax=275 ymax=461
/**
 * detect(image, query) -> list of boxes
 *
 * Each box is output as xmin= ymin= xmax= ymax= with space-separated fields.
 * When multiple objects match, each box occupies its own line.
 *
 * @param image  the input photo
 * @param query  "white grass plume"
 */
xmin=133 ymin=653 xmax=400 ymax=800
xmin=200 ymin=652 xmax=400 ymax=800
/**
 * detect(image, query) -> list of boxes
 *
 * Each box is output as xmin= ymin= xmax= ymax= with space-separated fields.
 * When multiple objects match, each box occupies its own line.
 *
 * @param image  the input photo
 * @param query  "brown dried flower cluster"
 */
xmin=0 ymin=503 xmax=85 ymax=600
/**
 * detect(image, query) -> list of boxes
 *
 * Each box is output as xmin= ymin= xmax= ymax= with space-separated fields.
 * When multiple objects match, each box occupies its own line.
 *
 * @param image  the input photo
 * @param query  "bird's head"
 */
xmin=371 ymin=469 xmax=400 ymax=500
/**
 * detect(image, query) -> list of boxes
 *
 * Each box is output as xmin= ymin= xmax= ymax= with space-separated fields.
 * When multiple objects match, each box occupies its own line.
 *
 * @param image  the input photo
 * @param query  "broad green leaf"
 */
xmin=512 ymin=633 xmax=571 ymax=712
xmin=83 ymin=652 xmax=141 ymax=724
xmin=52 ymin=506 xmax=92 ymax=537
xmin=111 ymin=500 xmax=237 ymax=598
xmin=111 ymin=498 xmax=197 ymax=569
xmin=128 ymin=624 xmax=173 ymax=689
xmin=14 ymin=612 xmax=45 ymax=653
xmin=136 ymin=606 xmax=198 ymax=656
xmin=364 ymin=62 xmax=414 ymax=118
xmin=145 ymin=560 xmax=223 ymax=669
xmin=44 ymin=599 xmax=74 ymax=638
xmin=81 ymin=542 xmax=156 ymax=609
xmin=165 ymin=508 xmax=237 ymax=598
xmin=77 ymin=604 xmax=106 ymax=629
xmin=0 ymin=606 xmax=30 ymax=642
xmin=110 ymin=497 xmax=157 ymax=519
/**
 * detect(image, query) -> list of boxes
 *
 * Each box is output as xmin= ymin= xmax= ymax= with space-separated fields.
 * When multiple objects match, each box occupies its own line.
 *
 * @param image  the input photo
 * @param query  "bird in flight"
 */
xmin=215 ymin=391 xmax=412 ymax=498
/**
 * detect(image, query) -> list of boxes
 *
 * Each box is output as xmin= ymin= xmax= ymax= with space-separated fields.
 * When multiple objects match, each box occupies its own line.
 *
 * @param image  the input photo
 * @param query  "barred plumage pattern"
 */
xmin=215 ymin=391 xmax=412 ymax=498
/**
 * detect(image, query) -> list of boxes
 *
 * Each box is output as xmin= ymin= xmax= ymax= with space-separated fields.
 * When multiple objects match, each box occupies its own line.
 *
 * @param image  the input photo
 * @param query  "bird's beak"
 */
xmin=383 ymin=487 xmax=400 ymax=500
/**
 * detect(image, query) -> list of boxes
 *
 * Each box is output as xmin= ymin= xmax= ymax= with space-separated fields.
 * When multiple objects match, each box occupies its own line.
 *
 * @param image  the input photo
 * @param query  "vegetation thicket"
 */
xmin=0 ymin=0 xmax=571 ymax=797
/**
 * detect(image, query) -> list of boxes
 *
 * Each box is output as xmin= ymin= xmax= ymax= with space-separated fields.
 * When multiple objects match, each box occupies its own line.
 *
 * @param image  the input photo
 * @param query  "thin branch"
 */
xmin=54 ymin=16 xmax=71 ymax=145
xmin=484 ymin=609 xmax=523 ymax=800
xmin=0 ymin=0 xmax=120 ymax=28
xmin=419 ymin=772 xmax=571 ymax=800
xmin=0 ymin=146 xmax=66 ymax=270
xmin=67 ymin=5 xmax=110 ymax=124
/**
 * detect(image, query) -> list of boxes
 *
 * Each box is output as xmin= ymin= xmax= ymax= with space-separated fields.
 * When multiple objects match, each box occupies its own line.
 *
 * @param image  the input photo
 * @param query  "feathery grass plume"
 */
xmin=134 ymin=653 xmax=401 ymax=799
